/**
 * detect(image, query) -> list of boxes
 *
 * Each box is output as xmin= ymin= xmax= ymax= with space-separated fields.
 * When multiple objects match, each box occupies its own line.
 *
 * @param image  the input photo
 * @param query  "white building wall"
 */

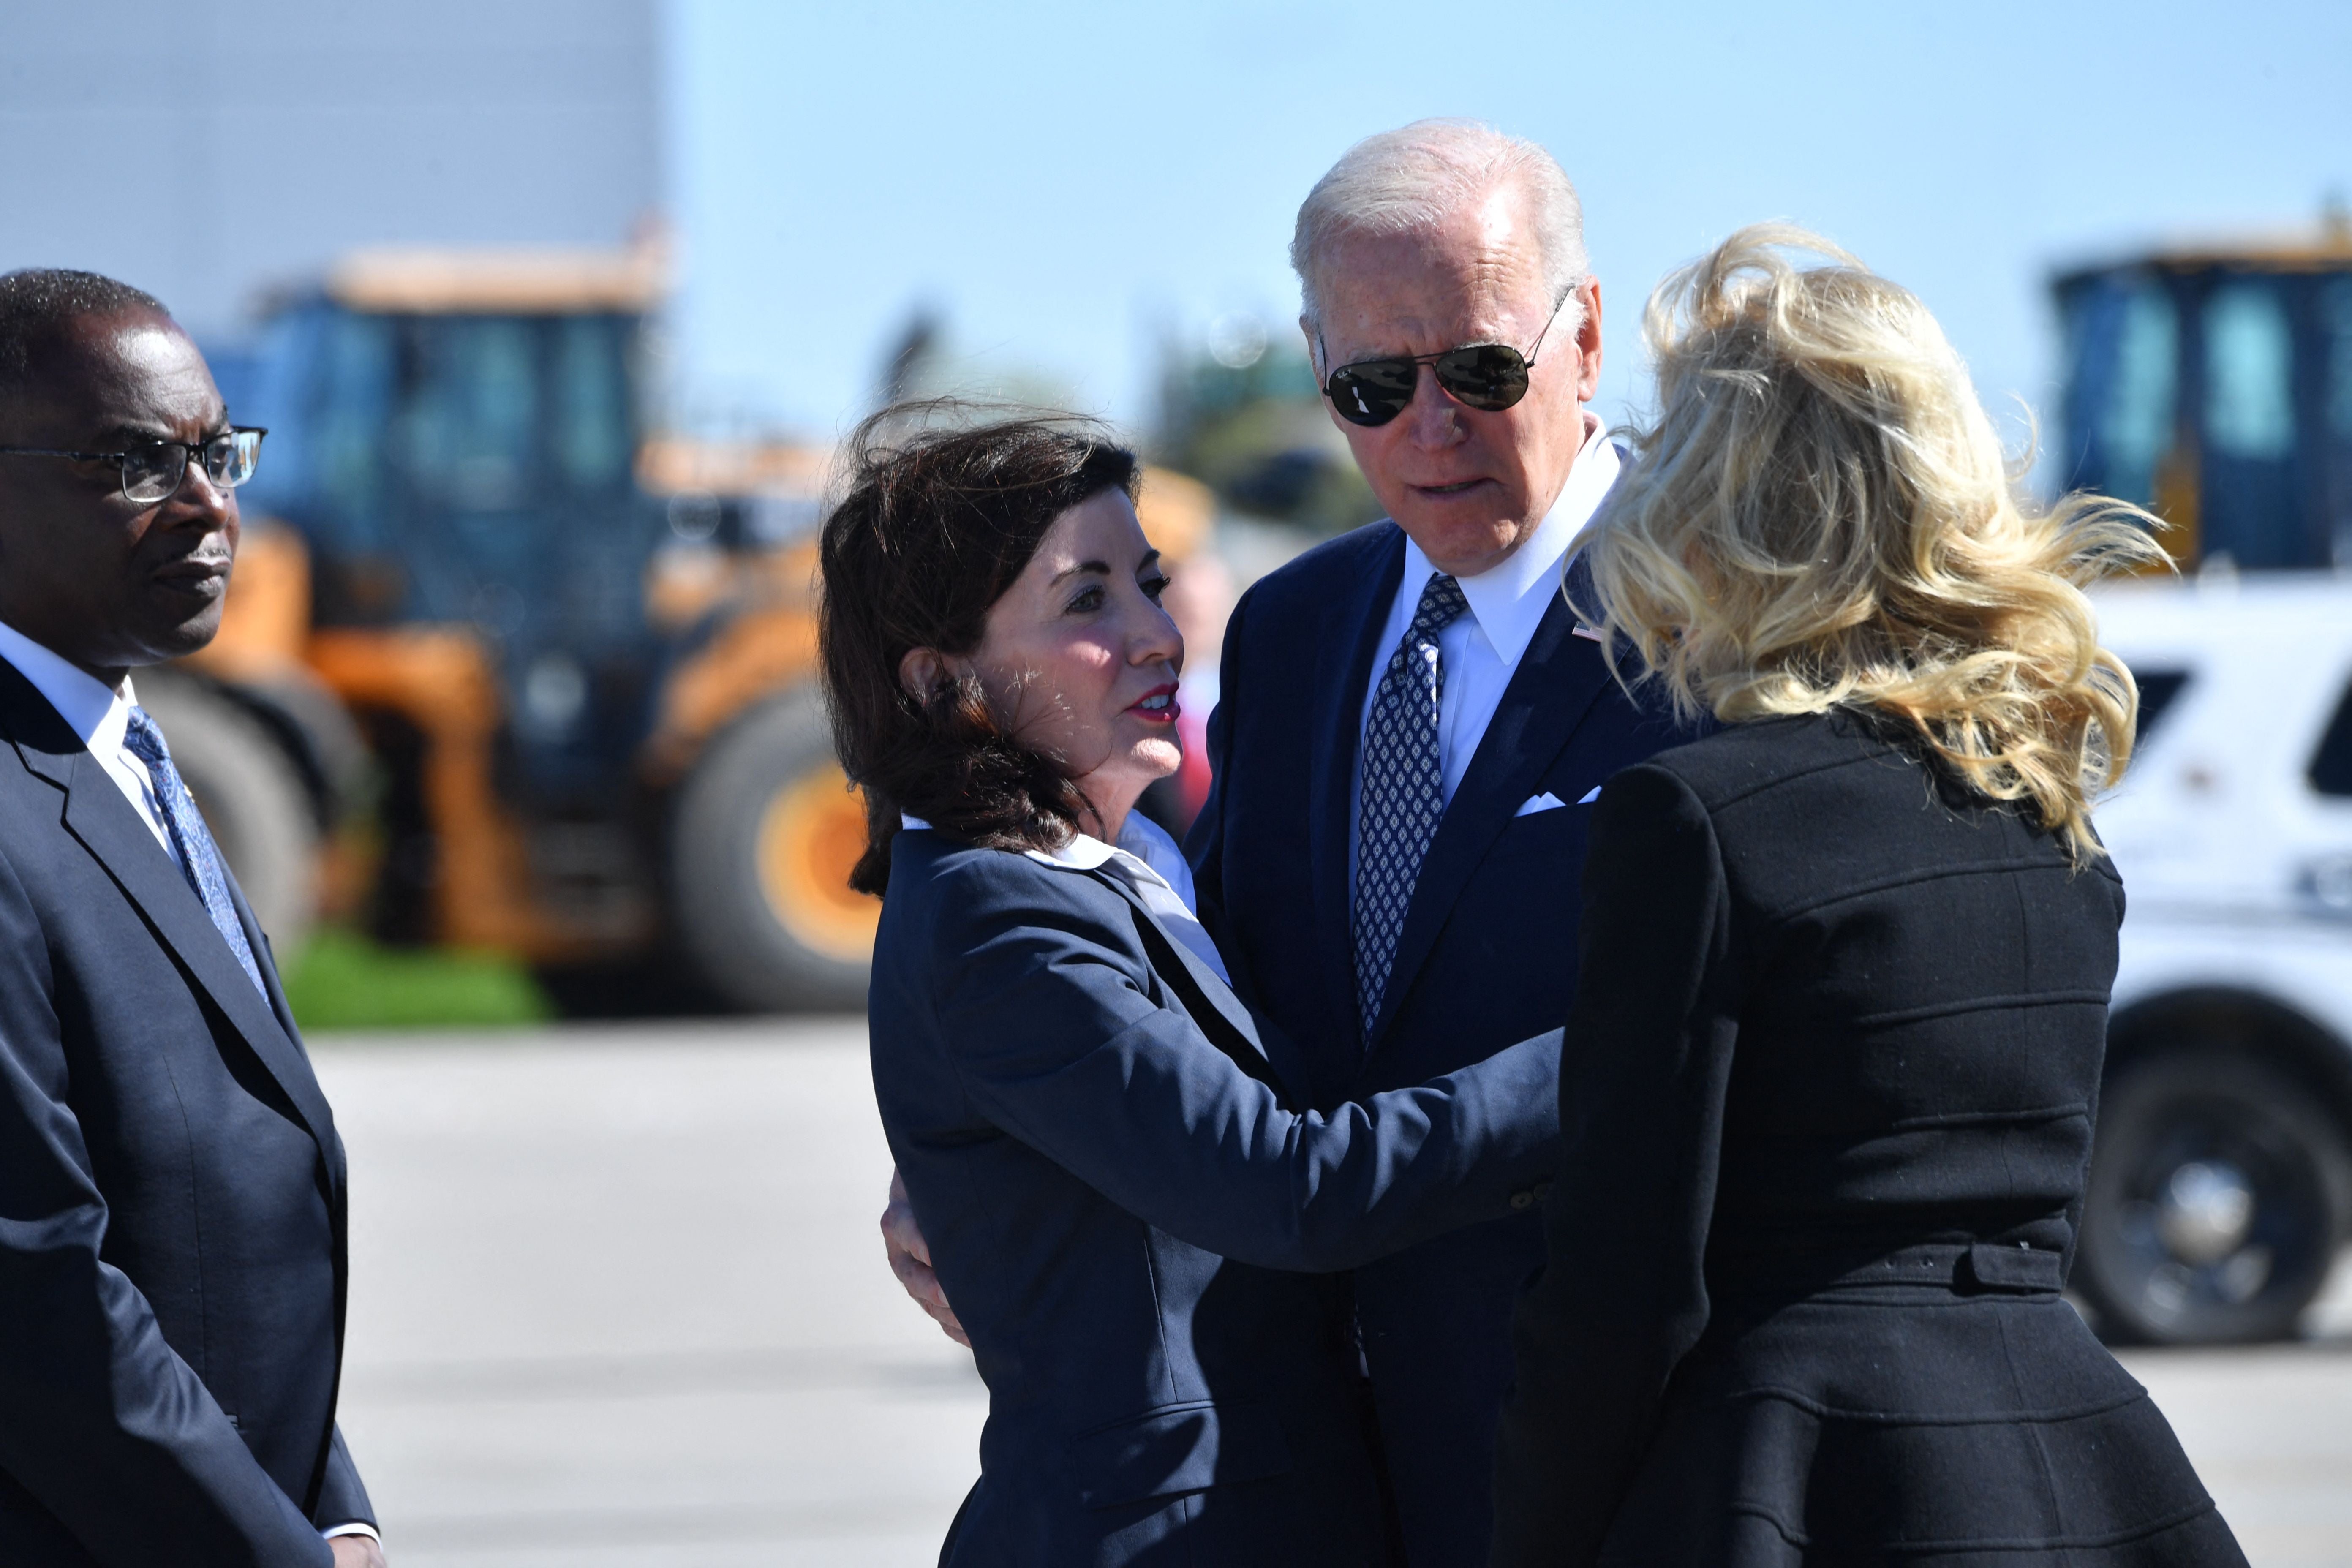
xmin=0 ymin=0 xmax=662 ymax=338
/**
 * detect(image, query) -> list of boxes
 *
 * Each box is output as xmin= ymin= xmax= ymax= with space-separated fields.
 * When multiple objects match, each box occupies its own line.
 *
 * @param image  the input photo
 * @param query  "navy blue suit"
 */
xmin=0 ymin=662 xmax=368 ymax=1565
xmin=868 ymin=829 xmax=1563 ymax=1567
xmin=1187 ymin=520 xmax=1688 ymax=1567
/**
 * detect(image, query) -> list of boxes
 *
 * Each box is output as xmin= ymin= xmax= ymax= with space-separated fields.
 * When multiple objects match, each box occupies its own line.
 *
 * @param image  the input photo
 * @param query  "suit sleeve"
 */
xmin=0 ymin=849 xmax=332 ymax=1567
xmin=927 ymin=858 xmax=1562 ymax=1272
xmin=311 ymin=1424 xmax=376 ymax=1535
xmin=1489 ymin=764 xmax=1741 ymax=1568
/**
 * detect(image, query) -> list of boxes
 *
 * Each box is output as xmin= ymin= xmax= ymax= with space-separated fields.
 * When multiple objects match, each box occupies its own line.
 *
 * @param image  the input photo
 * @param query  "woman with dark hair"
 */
xmin=822 ymin=408 xmax=1561 ymax=1568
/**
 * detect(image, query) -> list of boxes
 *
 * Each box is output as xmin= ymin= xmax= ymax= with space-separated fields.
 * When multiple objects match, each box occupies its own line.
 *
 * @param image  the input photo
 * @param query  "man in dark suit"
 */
xmin=0 ymin=270 xmax=382 ymax=1566
xmin=1177 ymin=121 xmax=1685 ymax=1568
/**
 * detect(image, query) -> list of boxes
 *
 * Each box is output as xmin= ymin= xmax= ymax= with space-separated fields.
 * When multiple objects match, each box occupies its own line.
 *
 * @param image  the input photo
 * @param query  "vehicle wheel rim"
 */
xmin=2104 ymin=1094 xmax=2333 ymax=1331
xmin=754 ymin=764 xmax=880 ymax=964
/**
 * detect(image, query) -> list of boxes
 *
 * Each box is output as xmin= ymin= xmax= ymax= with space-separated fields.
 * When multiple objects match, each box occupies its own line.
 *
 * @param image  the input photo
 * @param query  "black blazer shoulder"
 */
xmin=1630 ymin=707 xmax=2126 ymax=909
xmin=1492 ymin=707 xmax=2155 ymax=1567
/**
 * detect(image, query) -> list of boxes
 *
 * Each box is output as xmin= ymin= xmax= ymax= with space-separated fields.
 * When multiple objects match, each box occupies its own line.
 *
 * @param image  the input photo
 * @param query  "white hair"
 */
xmin=1291 ymin=119 xmax=1590 ymax=349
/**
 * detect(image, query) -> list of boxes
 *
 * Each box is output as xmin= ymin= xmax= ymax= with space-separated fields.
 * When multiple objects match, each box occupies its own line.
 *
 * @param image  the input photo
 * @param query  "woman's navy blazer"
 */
xmin=868 ymin=827 xmax=1564 ymax=1568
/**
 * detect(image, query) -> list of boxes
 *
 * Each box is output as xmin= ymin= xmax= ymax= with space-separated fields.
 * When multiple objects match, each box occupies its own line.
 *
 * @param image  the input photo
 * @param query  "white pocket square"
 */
xmin=1577 ymin=786 xmax=1601 ymax=804
xmin=1514 ymin=791 xmax=1569 ymax=817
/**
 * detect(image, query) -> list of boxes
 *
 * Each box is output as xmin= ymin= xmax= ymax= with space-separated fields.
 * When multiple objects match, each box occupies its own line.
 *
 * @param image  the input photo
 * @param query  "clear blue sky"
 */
xmin=667 ymin=0 xmax=2349 ymax=460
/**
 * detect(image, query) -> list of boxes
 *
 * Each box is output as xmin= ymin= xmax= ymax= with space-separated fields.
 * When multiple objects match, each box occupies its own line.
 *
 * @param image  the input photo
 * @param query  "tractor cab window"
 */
xmin=2058 ymin=259 xmax=2352 ymax=572
xmin=553 ymin=316 xmax=634 ymax=493
xmin=2058 ymin=270 xmax=2177 ymax=508
xmin=2205 ymin=283 xmax=2298 ymax=462
xmin=2327 ymin=280 xmax=2352 ymax=565
xmin=2200 ymin=278 xmax=2306 ymax=570
xmin=387 ymin=314 xmax=635 ymax=506
xmin=402 ymin=318 xmax=540 ymax=514
xmin=2329 ymin=280 xmax=2352 ymax=440
xmin=300 ymin=310 xmax=400 ymax=552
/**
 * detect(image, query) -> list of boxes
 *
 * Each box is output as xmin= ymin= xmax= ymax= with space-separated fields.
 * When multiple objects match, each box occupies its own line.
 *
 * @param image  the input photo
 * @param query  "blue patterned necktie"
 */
xmin=1353 ymin=572 xmax=1468 ymax=1035
xmin=122 ymin=706 xmax=270 ymax=999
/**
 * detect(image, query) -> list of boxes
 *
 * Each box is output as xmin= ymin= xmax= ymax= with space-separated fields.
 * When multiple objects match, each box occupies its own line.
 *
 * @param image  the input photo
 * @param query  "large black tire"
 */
xmin=669 ymin=689 xmax=876 ymax=1012
xmin=134 ymin=672 xmax=321 ymax=954
xmin=2077 ymin=1049 xmax=2352 ymax=1344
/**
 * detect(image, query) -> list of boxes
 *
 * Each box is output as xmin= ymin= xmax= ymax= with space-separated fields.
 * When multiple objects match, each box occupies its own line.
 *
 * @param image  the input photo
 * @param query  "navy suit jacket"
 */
xmin=1187 ymin=519 xmax=1688 ymax=1567
xmin=868 ymin=830 xmax=1563 ymax=1567
xmin=0 ymin=661 xmax=368 ymax=1566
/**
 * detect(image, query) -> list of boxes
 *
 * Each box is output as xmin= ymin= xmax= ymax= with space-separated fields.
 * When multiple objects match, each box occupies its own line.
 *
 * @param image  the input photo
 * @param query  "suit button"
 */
xmin=1508 ymin=1190 xmax=1534 ymax=1210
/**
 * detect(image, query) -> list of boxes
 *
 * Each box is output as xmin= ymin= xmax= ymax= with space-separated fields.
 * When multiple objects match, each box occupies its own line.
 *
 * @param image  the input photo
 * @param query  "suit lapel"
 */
xmin=0 ymin=665 xmax=343 ymax=1189
xmin=62 ymin=769 xmax=344 ymax=1183
xmin=1364 ymin=590 xmax=1615 ymax=1052
xmin=1305 ymin=527 xmax=1407 ymax=1057
xmin=224 ymin=864 xmax=346 ymax=1189
xmin=1093 ymin=870 xmax=1304 ymax=1107
xmin=229 ymin=867 xmax=301 ymax=1039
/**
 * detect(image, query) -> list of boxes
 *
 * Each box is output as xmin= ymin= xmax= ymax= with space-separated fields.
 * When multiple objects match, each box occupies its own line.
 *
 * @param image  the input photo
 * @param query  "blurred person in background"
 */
xmin=883 ymin=120 xmax=1690 ymax=1565
xmin=1489 ymin=227 xmax=2243 ymax=1567
xmin=0 ymin=270 xmax=382 ymax=1568
xmin=1141 ymin=544 xmax=1232 ymax=833
xmin=826 ymin=411 xmax=1570 ymax=1567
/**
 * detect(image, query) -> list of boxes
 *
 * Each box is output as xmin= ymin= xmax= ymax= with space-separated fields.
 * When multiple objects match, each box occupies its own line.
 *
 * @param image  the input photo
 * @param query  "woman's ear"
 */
xmin=899 ymin=647 xmax=950 ymax=705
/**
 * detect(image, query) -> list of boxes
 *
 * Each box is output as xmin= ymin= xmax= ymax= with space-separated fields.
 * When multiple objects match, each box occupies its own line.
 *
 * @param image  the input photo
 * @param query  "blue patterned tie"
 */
xmin=122 ymin=707 xmax=270 ymax=999
xmin=1353 ymin=572 xmax=1468 ymax=1035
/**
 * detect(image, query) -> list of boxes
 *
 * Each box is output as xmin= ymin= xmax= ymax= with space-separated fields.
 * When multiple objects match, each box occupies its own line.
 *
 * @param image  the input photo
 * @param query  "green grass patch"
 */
xmin=283 ymin=926 xmax=554 ymax=1031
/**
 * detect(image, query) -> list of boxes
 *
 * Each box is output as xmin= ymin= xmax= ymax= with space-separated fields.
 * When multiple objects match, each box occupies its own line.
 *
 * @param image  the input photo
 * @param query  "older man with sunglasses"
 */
xmin=882 ymin=122 xmax=1687 ymax=1564
xmin=1184 ymin=121 xmax=1691 ymax=1567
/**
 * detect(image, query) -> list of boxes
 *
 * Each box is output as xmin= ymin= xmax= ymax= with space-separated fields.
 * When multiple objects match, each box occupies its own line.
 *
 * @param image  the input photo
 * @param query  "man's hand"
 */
xmin=329 ymin=1534 xmax=387 ymax=1568
xmin=882 ymin=1168 xmax=969 ymax=1348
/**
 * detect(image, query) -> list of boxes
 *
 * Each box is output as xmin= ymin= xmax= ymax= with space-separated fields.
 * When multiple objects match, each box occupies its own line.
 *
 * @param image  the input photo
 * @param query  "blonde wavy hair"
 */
xmin=1578 ymin=224 xmax=2167 ymax=862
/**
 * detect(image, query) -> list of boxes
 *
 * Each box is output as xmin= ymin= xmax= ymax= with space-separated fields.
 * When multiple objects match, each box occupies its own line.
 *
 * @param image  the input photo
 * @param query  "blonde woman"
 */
xmin=1489 ymin=227 xmax=2243 ymax=1566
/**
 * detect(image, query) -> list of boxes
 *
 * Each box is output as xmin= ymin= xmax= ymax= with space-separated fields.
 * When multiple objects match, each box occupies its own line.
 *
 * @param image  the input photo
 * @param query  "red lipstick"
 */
xmin=1127 ymin=683 xmax=1180 ymax=724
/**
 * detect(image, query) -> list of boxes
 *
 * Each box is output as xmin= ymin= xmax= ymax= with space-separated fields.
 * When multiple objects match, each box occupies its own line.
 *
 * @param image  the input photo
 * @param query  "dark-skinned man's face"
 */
xmin=0 ymin=308 xmax=238 ymax=689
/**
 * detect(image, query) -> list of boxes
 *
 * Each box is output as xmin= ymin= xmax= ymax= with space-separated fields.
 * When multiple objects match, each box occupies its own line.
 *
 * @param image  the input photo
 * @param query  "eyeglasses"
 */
xmin=1320 ymin=296 xmax=1570 ymax=427
xmin=0 ymin=427 xmax=266 ymax=504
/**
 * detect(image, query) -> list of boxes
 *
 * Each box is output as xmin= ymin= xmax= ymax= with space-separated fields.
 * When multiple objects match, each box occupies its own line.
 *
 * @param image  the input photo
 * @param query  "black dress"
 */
xmin=1490 ymin=710 xmax=2244 ymax=1567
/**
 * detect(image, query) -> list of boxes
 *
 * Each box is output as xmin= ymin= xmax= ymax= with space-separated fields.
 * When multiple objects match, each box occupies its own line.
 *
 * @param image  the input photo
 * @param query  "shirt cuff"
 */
xmin=322 ymin=1522 xmax=381 ymax=1543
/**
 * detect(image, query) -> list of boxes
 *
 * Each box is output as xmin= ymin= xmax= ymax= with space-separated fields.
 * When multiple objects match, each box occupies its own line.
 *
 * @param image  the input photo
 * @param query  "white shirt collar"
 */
xmin=900 ymin=809 xmax=1188 ymax=900
xmin=0 ymin=617 xmax=139 ymax=758
xmin=1395 ymin=415 xmax=1620 ymax=669
xmin=898 ymin=808 xmax=1228 ymax=983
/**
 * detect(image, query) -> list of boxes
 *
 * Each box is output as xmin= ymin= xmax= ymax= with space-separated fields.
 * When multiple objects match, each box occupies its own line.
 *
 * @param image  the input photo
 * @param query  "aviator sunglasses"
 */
xmin=1320 ymin=293 xmax=1571 ymax=427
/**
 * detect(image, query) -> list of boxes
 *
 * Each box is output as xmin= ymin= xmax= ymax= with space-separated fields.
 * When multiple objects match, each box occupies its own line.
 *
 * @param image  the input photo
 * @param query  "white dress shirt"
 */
xmin=901 ymin=809 xmax=1230 ymax=985
xmin=1348 ymin=417 xmax=1623 ymax=884
xmin=0 ymin=618 xmax=175 ymax=855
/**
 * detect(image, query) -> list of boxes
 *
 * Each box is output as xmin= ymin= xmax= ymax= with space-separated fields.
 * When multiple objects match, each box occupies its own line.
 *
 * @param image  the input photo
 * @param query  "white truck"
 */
xmin=2081 ymin=572 xmax=2352 ymax=1343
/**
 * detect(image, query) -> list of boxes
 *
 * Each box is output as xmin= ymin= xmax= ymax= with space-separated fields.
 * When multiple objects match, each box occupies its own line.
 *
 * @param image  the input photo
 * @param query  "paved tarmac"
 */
xmin=313 ymin=1018 xmax=2352 ymax=1568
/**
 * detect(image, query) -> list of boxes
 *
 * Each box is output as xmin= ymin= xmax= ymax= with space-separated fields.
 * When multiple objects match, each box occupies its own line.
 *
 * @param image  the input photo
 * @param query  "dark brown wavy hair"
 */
xmin=819 ymin=405 xmax=1141 ymax=896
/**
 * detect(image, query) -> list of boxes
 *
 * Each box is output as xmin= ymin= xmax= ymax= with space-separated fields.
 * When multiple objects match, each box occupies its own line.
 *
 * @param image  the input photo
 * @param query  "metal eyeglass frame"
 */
xmin=0 ymin=427 xmax=267 ymax=504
